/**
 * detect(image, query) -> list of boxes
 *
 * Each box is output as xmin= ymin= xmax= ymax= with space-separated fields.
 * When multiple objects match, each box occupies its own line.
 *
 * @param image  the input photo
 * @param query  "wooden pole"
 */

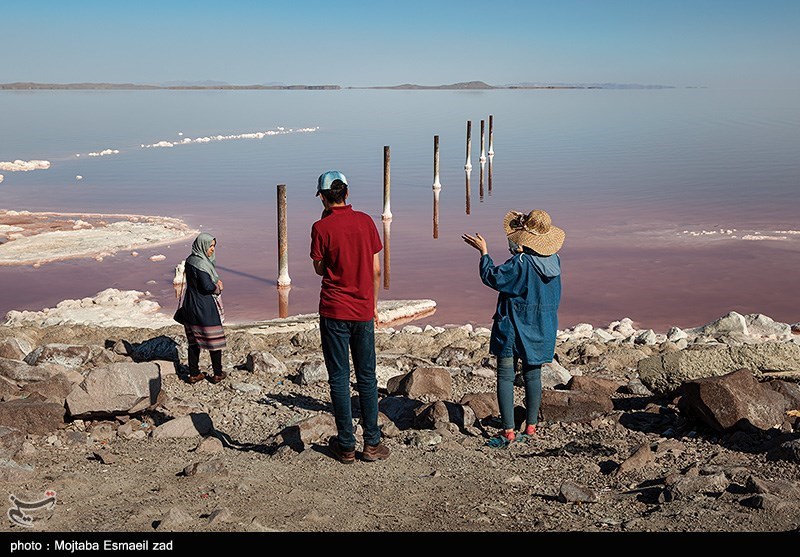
xmin=382 ymin=145 xmax=392 ymax=221
xmin=488 ymin=155 xmax=493 ymax=195
xmin=479 ymin=161 xmax=485 ymax=201
xmin=465 ymin=169 xmax=471 ymax=215
xmin=382 ymin=219 xmax=391 ymax=289
xmin=488 ymin=114 xmax=494 ymax=156
xmin=276 ymin=184 xmax=290 ymax=287
xmin=432 ymin=135 xmax=441 ymax=190
xmin=464 ymin=121 xmax=472 ymax=170
xmin=278 ymin=287 xmax=289 ymax=318
xmin=479 ymin=119 xmax=486 ymax=163
xmin=433 ymin=188 xmax=440 ymax=239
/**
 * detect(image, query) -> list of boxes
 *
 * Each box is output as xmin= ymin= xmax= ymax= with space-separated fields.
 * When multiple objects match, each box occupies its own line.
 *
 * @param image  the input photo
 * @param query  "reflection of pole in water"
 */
xmin=278 ymin=286 xmax=290 ymax=318
xmin=479 ymin=160 xmax=485 ymax=201
xmin=276 ymin=184 xmax=291 ymax=287
xmin=432 ymin=135 xmax=442 ymax=190
xmin=433 ymin=187 xmax=440 ymax=239
xmin=382 ymin=218 xmax=391 ymax=289
xmin=488 ymin=154 xmax=493 ymax=196
xmin=382 ymin=145 xmax=392 ymax=221
xmin=465 ymin=169 xmax=471 ymax=215
xmin=464 ymin=121 xmax=472 ymax=170
xmin=479 ymin=119 xmax=486 ymax=163
xmin=488 ymin=114 xmax=494 ymax=156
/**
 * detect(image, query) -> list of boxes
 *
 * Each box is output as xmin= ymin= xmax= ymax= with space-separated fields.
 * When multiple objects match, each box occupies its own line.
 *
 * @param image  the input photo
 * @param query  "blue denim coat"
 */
xmin=479 ymin=252 xmax=561 ymax=365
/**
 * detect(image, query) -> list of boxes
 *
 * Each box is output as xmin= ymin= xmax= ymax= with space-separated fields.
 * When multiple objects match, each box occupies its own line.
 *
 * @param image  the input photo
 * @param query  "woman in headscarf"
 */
xmin=179 ymin=232 xmax=227 ymax=384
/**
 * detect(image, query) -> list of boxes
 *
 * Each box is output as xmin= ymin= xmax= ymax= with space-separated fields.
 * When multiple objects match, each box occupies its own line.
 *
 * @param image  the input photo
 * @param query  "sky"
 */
xmin=2 ymin=0 xmax=799 ymax=88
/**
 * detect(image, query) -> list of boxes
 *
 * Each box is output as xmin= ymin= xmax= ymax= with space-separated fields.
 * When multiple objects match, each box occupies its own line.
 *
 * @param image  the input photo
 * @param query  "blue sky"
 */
xmin=3 ymin=0 xmax=799 ymax=87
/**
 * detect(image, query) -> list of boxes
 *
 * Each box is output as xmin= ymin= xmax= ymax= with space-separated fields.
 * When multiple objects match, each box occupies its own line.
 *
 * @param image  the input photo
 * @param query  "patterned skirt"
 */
xmin=184 ymin=323 xmax=227 ymax=351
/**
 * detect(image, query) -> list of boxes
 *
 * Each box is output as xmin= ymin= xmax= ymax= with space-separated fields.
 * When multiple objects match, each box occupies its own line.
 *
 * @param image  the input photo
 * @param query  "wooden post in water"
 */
xmin=278 ymin=287 xmax=290 ymax=318
xmin=433 ymin=188 xmax=440 ymax=239
xmin=464 ymin=121 xmax=472 ymax=170
xmin=465 ymin=169 xmax=471 ymax=215
xmin=479 ymin=119 xmax=486 ymax=163
xmin=479 ymin=161 xmax=485 ymax=201
xmin=488 ymin=114 xmax=494 ymax=156
xmin=276 ymin=184 xmax=291 ymax=288
xmin=432 ymin=135 xmax=442 ymax=190
xmin=382 ymin=146 xmax=392 ymax=221
xmin=488 ymin=155 xmax=493 ymax=195
xmin=382 ymin=219 xmax=391 ymax=289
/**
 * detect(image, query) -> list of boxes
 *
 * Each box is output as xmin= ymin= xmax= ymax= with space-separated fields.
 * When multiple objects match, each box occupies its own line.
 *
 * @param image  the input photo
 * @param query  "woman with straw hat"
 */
xmin=462 ymin=209 xmax=564 ymax=447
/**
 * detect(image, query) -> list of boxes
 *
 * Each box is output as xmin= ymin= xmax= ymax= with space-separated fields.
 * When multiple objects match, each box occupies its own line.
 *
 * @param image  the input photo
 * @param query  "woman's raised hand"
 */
xmin=462 ymin=233 xmax=488 ymax=256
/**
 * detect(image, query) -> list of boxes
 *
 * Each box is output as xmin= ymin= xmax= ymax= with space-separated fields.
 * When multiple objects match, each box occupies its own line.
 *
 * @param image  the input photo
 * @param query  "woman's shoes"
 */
xmin=208 ymin=370 xmax=227 ymax=384
xmin=186 ymin=372 xmax=206 ymax=384
xmin=485 ymin=429 xmax=515 ymax=449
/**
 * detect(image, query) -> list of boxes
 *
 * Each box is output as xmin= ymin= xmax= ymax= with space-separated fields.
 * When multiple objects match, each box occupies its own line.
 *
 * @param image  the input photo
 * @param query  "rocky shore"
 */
xmin=1 ymin=291 xmax=800 ymax=534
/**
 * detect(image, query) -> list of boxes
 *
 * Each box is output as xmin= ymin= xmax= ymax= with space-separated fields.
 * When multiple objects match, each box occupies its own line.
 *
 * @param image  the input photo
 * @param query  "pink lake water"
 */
xmin=1 ymin=88 xmax=798 ymax=332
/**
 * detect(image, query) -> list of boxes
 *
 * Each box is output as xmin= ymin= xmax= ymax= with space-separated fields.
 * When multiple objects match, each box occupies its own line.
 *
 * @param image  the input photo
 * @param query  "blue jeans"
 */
xmin=496 ymin=356 xmax=542 ymax=430
xmin=320 ymin=316 xmax=380 ymax=450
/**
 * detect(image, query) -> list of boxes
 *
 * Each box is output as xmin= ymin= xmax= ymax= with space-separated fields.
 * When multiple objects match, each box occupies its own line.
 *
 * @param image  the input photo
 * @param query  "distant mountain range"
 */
xmin=0 ymin=80 xmax=682 ymax=91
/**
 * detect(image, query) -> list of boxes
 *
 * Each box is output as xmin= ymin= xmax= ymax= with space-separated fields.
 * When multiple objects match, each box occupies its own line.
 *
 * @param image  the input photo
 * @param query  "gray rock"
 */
xmin=150 ymin=413 xmax=213 ymax=439
xmin=0 ymin=459 xmax=35 ymax=482
xmin=183 ymin=459 xmax=228 ymax=477
xmin=638 ymin=343 xmax=800 ymax=396
xmin=409 ymin=430 xmax=442 ymax=447
xmin=66 ymin=362 xmax=162 ymax=418
xmin=0 ymin=357 xmax=64 ymax=383
xmin=245 ymin=351 xmax=288 ymax=376
xmin=542 ymin=360 xmax=572 ymax=389
xmin=271 ymin=413 xmax=336 ymax=451
xmin=392 ymin=367 xmax=452 ymax=402
xmin=558 ymin=480 xmax=599 ymax=503
xmin=296 ymin=360 xmax=327 ymax=386
xmin=0 ymin=426 xmax=25 ymax=459
xmin=459 ymin=392 xmax=499 ymax=420
xmin=156 ymin=507 xmax=193 ymax=531
xmin=24 ymin=343 xmax=93 ymax=369
xmin=540 ymin=389 xmax=614 ymax=423
xmin=678 ymin=368 xmax=786 ymax=433
xmin=0 ymin=398 xmax=65 ymax=435
xmin=661 ymin=472 xmax=729 ymax=502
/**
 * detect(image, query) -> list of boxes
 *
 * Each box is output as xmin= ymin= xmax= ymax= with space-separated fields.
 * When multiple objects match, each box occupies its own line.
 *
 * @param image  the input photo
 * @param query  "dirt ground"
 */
xmin=1 ymin=323 xmax=799 ymax=547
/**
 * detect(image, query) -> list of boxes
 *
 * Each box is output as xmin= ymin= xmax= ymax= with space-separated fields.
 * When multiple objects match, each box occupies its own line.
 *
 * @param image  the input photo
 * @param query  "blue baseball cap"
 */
xmin=316 ymin=170 xmax=348 ymax=196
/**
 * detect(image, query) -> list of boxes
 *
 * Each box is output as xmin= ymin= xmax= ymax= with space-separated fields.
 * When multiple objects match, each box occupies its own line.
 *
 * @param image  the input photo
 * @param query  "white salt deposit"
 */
xmin=141 ymin=126 xmax=318 ymax=149
xmin=741 ymin=234 xmax=788 ymax=241
xmin=0 ymin=175 xmax=3 ymax=183
xmin=679 ymin=227 xmax=797 ymax=243
xmin=0 ymin=159 xmax=51 ymax=171
xmin=149 ymin=254 xmax=167 ymax=262
xmin=76 ymin=175 xmax=83 ymax=180
xmin=87 ymin=149 xmax=120 ymax=157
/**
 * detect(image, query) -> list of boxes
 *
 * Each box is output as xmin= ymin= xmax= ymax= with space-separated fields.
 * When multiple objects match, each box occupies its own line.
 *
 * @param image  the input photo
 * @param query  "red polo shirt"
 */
xmin=310 ymin=204 xmax=382 ymax=321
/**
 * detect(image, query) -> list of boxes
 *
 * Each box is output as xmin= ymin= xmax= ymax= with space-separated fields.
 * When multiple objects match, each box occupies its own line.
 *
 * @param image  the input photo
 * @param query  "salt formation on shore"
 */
xmin=0 ymin=159 xmax=51 ymax=171
xmin=2 ymin=288 xmax=438 ymax=331
xmin=0 ymin=211 xmax=197 ymax=266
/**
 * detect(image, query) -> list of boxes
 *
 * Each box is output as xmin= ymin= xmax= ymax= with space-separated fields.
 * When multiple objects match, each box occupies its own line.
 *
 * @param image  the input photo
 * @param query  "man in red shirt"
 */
xmin=310 ymin=170 xmax=390 ymax=464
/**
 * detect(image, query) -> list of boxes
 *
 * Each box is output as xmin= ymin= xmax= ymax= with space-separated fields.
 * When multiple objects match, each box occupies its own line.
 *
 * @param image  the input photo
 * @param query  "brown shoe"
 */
xmin=361 ymin=442 xmax=390 ymax=462
xmin=328 ymin=437 xmax=355 ymax=464
xmin=186 ymin=372 xmax=205 ymax=384
xmin=208 ymin=370 xmax=227 ymax=384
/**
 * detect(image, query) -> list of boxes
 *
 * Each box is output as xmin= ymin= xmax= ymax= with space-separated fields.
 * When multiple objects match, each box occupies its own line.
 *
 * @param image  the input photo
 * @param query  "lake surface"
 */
xmin=1 ymin=87 xmax=798 ymax=332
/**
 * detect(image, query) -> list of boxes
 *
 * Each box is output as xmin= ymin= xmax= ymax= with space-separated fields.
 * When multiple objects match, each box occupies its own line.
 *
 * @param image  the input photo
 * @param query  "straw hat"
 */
xmin=503 ymin=209 xmax=565 ymax=256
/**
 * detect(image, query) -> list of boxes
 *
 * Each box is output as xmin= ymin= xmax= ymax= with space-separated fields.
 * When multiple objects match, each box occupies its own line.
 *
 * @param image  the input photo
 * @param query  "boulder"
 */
xmin=678 ymin=368 xmax=787 ymax=433
xmin=66 ymin=362 xmax=162 ymax=418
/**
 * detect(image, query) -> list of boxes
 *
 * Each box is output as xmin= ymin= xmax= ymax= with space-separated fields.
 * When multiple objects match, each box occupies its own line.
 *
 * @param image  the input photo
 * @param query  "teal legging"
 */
xmin=496 ymin=356 xmax=542 ymax=430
